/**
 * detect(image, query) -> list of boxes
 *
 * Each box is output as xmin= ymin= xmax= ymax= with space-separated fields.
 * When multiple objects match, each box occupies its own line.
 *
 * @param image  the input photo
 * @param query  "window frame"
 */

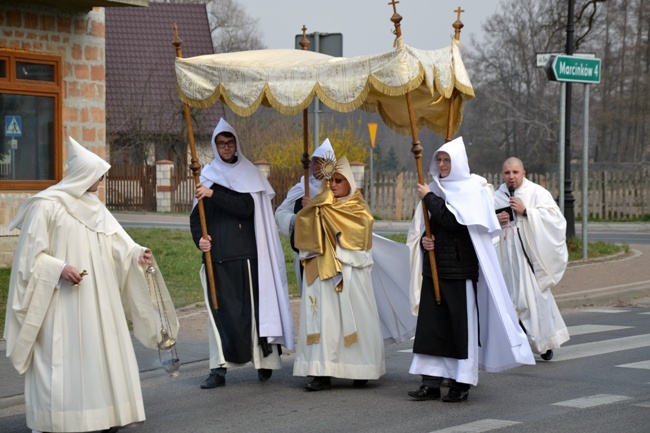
xmin=0 ymin=49 xmax=63 ymax=190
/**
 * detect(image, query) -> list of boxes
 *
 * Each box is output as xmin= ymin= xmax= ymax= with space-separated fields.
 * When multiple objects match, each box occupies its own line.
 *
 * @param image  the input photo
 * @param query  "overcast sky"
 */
xmin=240 ymin=0 xmax=501 ymax=57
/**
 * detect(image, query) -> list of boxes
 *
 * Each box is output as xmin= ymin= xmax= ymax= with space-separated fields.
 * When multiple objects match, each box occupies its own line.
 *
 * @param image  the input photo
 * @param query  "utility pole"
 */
xmin=564 ymin=0 xmax=576 ymax=238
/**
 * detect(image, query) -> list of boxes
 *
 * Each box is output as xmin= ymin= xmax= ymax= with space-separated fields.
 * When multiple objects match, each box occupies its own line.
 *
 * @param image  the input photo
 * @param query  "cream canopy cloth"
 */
xmin=174 ymin=37 xmax=474 ymax=136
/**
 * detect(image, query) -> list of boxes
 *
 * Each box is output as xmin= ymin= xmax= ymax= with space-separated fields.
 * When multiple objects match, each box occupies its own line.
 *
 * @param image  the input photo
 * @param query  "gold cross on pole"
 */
xmin=388 ymin=0 xmax=400 ymax=14
xmin=454 ymin=6 xmax=465 ymax=21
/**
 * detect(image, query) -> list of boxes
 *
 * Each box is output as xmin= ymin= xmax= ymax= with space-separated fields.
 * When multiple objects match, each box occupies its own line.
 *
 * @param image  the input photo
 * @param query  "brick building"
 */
xmin=0 ymin=0 xmax=148 ymax=266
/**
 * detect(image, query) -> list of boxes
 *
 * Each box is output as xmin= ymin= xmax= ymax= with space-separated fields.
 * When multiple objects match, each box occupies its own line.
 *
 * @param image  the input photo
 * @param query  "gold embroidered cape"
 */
xmin=294 ymin=188 xmax=373 ymax=288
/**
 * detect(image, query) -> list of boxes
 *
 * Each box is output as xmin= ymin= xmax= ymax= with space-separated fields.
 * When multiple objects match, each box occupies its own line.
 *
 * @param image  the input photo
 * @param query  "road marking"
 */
xmin=430 ymin=419 xmax=520 ymax=432
xmin=553 ymin=394 xmax=631 ymax=408
xmin=553 ymin=334 xmax=650 ymax=361
xmin=399 ymin=328 xmax=645 ymax=355
xmin=574 ymin=308 xmax=631 ymax=313
xmin=567 ymin=324 xmax=632 ymax=336
xmin=617 ymin=360 xmax=650 ymax=370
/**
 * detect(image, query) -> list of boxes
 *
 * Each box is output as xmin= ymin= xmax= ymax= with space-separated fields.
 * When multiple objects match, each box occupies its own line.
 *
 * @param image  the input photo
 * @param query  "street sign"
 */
xmin=547 ymin=55 xmax=602 ymax=84
xmin=367 ymin=123 xmax=377 ymax=148
xmin=5 ymin=115 xmax=22 ymax=137
xmin=536 ymin=52 xmax=594 ymax=68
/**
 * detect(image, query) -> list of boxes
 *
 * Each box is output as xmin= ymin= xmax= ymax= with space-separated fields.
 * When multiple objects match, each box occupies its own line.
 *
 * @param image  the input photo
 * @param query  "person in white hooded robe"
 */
xmin=4 ymin=137 xmax=178 ymax=433
xmin=191 ymin=118 xmax=294 ymax=389
xmin=494 ymin=157 xmax=570 ymax=360
xmin=275 ymin=139 xmax=416 ymax=345
xmin=293 ymin=156 xmax=386 ymax=391
xmin=407 ymin=137 xmax=534 ymax=403
xmin=275 ymin=138 xmax=335 ymax=291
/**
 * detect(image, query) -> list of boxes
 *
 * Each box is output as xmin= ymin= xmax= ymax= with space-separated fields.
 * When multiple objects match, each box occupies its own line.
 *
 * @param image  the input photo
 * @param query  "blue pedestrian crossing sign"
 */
xmin=5 ymin=116 xmax=22 ymax=137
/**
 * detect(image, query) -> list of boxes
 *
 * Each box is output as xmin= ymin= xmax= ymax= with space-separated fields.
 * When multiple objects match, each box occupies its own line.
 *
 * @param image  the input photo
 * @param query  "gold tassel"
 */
xmin=307 ymin=333 xmax=321 ymax=345
xmin=344 ymin=332 xmax=359 ymax=347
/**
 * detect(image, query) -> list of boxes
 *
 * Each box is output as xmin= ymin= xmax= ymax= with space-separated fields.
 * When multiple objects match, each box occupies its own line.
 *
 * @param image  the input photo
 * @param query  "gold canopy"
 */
xmin=174 ymin=37 xmax=474 ymax=137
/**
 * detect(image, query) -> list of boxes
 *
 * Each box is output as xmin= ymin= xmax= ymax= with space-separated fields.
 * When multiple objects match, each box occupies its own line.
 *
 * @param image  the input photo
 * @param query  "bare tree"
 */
xmin=462 ymin=1 xmax=565 ymax=173
xmin=460 ymin=0 xmax=628 ymax=173
xmin=590 ymin=0 xmax=650 ymax=163
xmin=206 ymin=0 xmax=265 ymax=52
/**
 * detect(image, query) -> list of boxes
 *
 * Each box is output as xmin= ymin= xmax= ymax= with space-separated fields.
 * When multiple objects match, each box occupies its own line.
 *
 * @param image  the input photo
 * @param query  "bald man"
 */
xmin=494 ymin=157 xmax=569 ymax=361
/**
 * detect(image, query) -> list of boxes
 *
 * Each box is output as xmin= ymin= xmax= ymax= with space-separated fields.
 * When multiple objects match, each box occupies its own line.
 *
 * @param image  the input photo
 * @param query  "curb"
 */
xmin=0 ymin=394 xmax=24 ymax=412
xmin=555 ymin=280 xmax=650 ymax=309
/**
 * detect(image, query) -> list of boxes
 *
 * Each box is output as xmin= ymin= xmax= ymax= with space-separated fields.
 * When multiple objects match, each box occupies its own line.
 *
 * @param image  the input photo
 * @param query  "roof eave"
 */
xmin=14 ymin=0 xmax=149 ymax=8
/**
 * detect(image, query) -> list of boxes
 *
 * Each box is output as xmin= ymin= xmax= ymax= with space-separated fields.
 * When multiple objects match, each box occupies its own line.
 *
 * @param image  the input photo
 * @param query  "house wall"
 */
xmin=0 ymin=4 xmax=106 ymax=267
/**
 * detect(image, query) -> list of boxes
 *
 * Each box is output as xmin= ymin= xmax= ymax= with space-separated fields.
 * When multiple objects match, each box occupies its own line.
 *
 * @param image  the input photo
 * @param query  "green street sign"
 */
xmin=547 ymin=55 xmax=602 ymax=84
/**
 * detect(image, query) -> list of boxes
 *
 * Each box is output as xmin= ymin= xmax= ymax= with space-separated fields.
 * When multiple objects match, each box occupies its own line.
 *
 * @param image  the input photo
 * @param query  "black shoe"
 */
xmin=407 ymin=385 xmax=441 ymax=401
xmin=200 ymin=373 xmax=225 ymax=389
xmin=442 ymin=388 xmax=469 ymax=402
xmin=305 ymin=376 xmax=331 ymax=391
xmin=541 ymin=349 xmax=554 ymax=361
xmin=352 ymin=379 xmax=368 ymax=387
xmin=258 ymin=368 xmax=273 ymax=382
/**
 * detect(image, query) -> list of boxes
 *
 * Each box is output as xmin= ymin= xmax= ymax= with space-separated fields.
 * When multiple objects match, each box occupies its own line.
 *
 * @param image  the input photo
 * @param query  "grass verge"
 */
xmin=0 ymin=230 xmax=629 ymax=337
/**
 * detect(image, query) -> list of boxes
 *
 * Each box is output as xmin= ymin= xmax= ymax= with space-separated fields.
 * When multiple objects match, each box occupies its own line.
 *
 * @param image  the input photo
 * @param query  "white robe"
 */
xmin=293 ymin=245 xmax=386 ymax=380
xmin=4 ymin=196 xmax=177 ymax=433
xmin=276 ymin=193 xmax=417 ymax=345
xmin=494 ymin=179 xmax=570 ymax=354
xmin=275 ymin=182 xmax=306 ymax=290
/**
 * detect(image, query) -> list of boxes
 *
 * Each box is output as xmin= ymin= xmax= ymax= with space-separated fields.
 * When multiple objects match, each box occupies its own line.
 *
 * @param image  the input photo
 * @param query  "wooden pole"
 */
xmin=299 ymin=26 xmax=311 ymax=196
xmin=445 ymin=7 xmax=465 ymax=142
xmin=388 ymin=1 xmax=441 ymax=304
xmin=172 ymin=24 xmax=218 ymax=310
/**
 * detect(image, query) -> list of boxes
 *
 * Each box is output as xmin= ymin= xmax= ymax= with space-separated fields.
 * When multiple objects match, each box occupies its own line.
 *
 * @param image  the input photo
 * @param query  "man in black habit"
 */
xmin=191 ymin=118 xmax=294 ymax=389
xmin=406 ymin=137 xmax=534 ymax=403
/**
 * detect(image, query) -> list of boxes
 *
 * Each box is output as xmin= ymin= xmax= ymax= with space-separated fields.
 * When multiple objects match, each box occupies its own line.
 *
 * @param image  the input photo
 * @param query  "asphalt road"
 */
xmin=2 ymin=303 xmax=649 ymax=433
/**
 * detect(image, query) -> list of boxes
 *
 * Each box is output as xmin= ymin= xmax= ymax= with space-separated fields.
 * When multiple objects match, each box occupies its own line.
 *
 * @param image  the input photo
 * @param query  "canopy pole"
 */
xmin=389 ymin=2 xmax=441 ymax=304
xmin=445 ymin=7 xmax=465 ymax=142
xmin=172 ymin=24 xmax=218 ymax=310
xmin=299 ymin=26 xmax=311 ymax=196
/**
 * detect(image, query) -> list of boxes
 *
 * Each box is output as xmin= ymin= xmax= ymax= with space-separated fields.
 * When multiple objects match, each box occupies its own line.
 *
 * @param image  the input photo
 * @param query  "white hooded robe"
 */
xmin=4 ymin=137 xmax=178 ymax=432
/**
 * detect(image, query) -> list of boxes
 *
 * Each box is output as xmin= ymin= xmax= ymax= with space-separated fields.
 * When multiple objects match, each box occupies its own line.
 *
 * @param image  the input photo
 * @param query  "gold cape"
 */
xmin=294 ymin=188 xmax=373 ymax=288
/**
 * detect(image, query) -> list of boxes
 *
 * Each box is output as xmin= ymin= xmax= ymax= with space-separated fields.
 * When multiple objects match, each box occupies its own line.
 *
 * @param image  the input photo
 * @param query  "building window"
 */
xmin=0 ymin=50 xmax=62 ymax=190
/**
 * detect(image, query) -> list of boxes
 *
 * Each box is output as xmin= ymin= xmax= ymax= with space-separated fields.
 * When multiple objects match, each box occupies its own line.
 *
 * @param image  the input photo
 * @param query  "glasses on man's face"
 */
xmin=216 ymin=140 xmax=236 ymax=149
xmin=332 ymin=177 xmax=344 ymax=184
xmin=436 ymin=158 xmax=451 ymax=165
xmin=99 ymin=175 xmax=105 ymax=181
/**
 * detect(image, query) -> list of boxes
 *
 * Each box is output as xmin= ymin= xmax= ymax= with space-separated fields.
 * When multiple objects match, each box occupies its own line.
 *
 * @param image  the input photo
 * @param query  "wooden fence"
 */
xmin=146 ymin=165 xmax=304 ymax=214
xmin=106 ymin=164 xmax=156 ymax=212
xmin=107 ymin=165 xmax=650 ymax=220
xmin=365 ymin=167 xmax=650 ymax=220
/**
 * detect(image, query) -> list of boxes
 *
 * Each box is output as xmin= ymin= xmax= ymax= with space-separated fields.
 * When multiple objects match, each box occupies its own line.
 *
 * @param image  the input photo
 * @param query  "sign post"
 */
xmin=545 ymin=54 xmax=601 ymax=258
xmin=367 ymin=122 xmax=378 ymax=214
xmin=294 ymin=32 xmax=343 ymax=152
